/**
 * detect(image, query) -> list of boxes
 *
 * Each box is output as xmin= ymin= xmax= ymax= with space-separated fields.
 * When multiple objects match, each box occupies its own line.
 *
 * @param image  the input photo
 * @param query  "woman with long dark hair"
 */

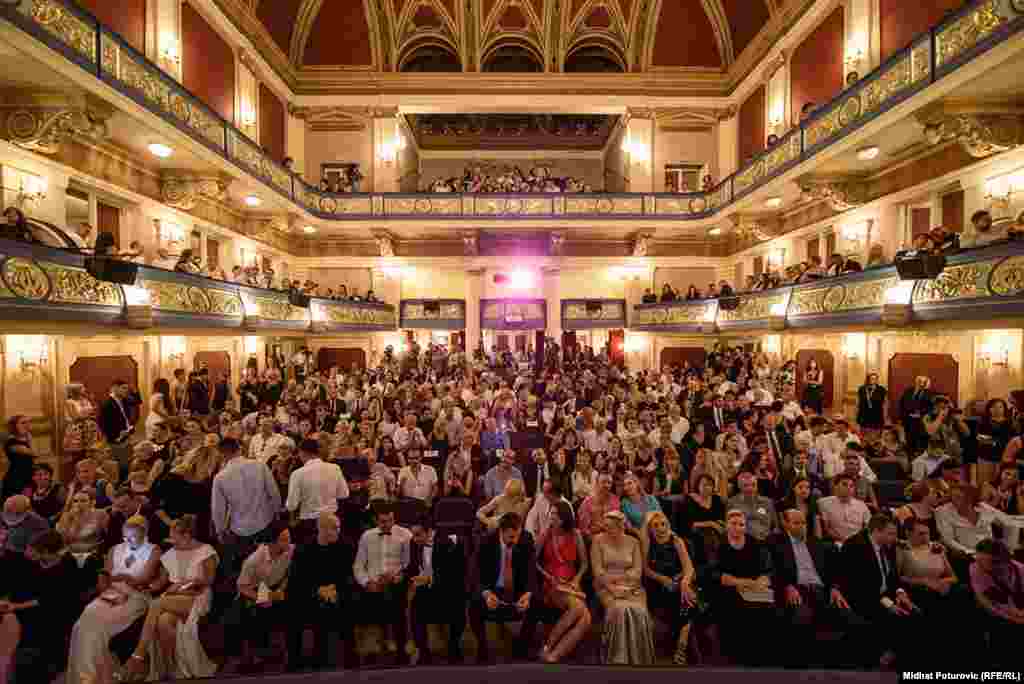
xmin=802 ymin=360 xmax=824 ymax=415
xmin=536 ymin=500 xmax=590 ymax=663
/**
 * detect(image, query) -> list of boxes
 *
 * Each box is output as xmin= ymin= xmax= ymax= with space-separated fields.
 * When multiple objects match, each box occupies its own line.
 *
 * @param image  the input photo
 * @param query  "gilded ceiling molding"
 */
xmin=700 ymin=0 xmax=735 ymax=67
xmin=798 ymin=178 xmax=869 ymax=213
xmin=655 ymin=108 xmax=719 ymax=131
xmin=725 ymin=0 xmax=816 ymax=91
xmin=289 ymin=105 xmax=369 ymax=132
xmin=289 ymin=0 xmax=324 ymax=66
xmin=921 ymin=114 xmax=1024 ymax=159
xmin=639 ymin=0 xmax=661 ymax=71
xmin=478 ymin=0 xmax=548 ymax=71
xmin=561 ymin=0 xmax=629 ymax=68
xmin=364 ymin=0 xmax=386 ymax=72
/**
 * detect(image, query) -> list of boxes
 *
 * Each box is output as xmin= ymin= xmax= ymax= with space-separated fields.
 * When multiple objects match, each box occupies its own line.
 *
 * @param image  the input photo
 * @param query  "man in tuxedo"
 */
xmin=408 ymin=516 xmax=467 ymax=664
xmin=839 ymin=514 xmax=921 ymax=667
xmin=771 ymin=509 xmax=864 ymax=667
xmin=523 ymin=448 xmax=549 ymax=499
xmin=899 ymin=376 xmax=933 ymax=453
xmin=100 ymin=379 xmax=135 ymax=471
xmin=470 ymin=512 xmax=541 ymax=663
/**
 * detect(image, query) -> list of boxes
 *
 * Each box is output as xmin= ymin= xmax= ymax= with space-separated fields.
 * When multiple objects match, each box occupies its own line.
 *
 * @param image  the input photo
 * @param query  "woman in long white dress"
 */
xmin=66 ymin=515 xmax=161 ymax=684
xmin=122 ymin=515 xmax=219 ymax=681
xmin=145 ymin=379 xmax=174 ymax=440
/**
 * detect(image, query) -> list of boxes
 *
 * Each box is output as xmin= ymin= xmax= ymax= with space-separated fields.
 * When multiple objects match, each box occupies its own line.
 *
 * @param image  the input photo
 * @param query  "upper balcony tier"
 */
xmin=632 ymin=240 xmax=1024 ymax=334
xmin=1 ymin=0 xmax=1023 ymax=224
xmin=0 ymin=237 xmax=396 ymax=334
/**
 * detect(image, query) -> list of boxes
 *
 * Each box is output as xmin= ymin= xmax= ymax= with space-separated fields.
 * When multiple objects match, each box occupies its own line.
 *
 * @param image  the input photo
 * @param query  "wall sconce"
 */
xmin=622 ymin=135 xmax=649 ymax=165
xmin=842 ymin=333 xmax=866 ymax=360
xmin=159 ymin=36 xmax=181 ymax=68
xmin=841 ymin=219 xmax=873 ymax=243
xmin=623 ymin=335 xmax=647 ymax=354
xmin=844 ymin=39 xmax=864 ymax=80
xmin=762 ymin=334 xmax=781 ymax=355
xmin=243 ymin=336 xmax=259 ymax=356
xmin=2 ymin=168 xmax=47 ymax=209
xmin=8 ymin=335 xmax=49 ymax=378
xmin=985 ymin=173 xmax=1022 ymax=211
xmin=767 ymin=249 xmax=785 ymax=267
xmin=157 ymin=219 xmax=184 ymax=244
xmin=979 ymin=341 xmax=1010 ymax=368
xmin=609 ymin=266 xmax=647 ymax=281
xmin=239 ymin=101 xmax=257 ymax=128
xmin=162 ymin=336 xmax=186 ymax=366
xmin=377 ymin=140 xmax=397 ymax=166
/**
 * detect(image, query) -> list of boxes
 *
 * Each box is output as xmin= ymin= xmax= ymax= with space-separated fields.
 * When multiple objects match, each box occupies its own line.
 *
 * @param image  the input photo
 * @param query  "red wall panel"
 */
xmin=77 ymin=0 xmax=146 ymax=54
xmin=880 ymin=0 xmax=965 ymax=62
xmin=739 ymin=85 xmax=766 ymax=165
xmin=259 ymin=83 xmax=286 ymax=163
xmin=888 ymin=353 xmax=959 ymax=418
xmin=182 ymin=2 xmax=235 ymax=123
xmin=791 ymin=7 xmax=844 ymax=123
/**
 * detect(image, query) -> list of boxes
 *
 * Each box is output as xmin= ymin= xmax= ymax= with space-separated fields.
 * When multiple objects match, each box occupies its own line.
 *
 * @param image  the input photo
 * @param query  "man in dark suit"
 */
xmin=522 ymin=448 xmax=549 ymax=499
xmin=899 ymin=376 xmax=933 ymax=453
xmin=99 ymin=379 xmax=135 ymax=474
xmin=764 ymin=407 xmax=795 ymax=470
xmin=771 ymin=508 xmax=865 ymax=667
xmin=839 ymin=513 xmax=921 ymax=667
xmin=470 ymin=512 xmax=541 ymax=663
xmin=408 ymin=515 xmax=467 ymax=664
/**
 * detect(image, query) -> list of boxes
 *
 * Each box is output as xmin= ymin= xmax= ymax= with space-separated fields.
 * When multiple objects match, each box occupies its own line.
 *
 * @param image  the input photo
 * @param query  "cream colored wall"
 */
xmin=399 ymin=139 xmax=420 ymax=192
xmin=604 ymin=125 xmax=627 ymax=193
xmin=399 ymin=269 xmax=468 ymax=300
xmin=304 ymin=129 xmax=373 ymax=186
xmin=654 ymin=129 xmax=718 ymax=190
xmin=307 ymin=268 xmax=373 ymax=295
xmin=655 ymin=267 xmax=719 ymax=295
xmin=557 ymin=269 xmax=627 ymax=300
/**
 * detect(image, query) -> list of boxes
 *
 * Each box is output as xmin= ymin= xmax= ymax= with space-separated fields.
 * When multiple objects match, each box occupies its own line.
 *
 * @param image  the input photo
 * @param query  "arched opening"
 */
xmin=481 ymin=43 xmax=543 ymax=72
xmin=564 ymin=44 xmax=625 ymax=73
xmin=399 ymin=43 xmax=462 ymax=72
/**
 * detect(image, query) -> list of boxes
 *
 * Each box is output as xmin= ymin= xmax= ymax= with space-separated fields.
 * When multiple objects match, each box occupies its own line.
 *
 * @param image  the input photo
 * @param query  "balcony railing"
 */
xmin=2 ymin=0 xmax=1022 ymax=222
xmin=632 ymin=240 xmax=1024 ymax=333
xmin=0 ymin=239 xmax=396 ymax=332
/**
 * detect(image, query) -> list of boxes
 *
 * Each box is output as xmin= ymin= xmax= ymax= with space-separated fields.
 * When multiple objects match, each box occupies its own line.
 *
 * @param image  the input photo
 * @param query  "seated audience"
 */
xmin=715 ymin=509 xmax=775 ymax=665
xmin=726 ymin=471 xmax=777 ymax=542
xmin=535 ymin=501 xmax=590 ymax=663
xmin=819 ymin=474 xmax=871 ymax=543
xmin=971 ymin=539 xmax=1024 ymax=663
xmin=408 ymin=515 xmax=467 ymax=665
xmin=641 ymin=511 xmax=697 ymax=665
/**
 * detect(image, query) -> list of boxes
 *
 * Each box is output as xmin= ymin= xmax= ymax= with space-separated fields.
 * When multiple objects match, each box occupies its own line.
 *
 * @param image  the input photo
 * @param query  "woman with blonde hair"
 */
xmin=67 ymin=515 xmax=161 ymax=684
xmin=476 ymin=476 xmax=531 ymax=530
xmin=122 ymin=515 xmax=219 ymax=680
xmin=57 ymin=487 xmax=110 ymax=566
xmin=65 ymin=383 xmax=98 ymax=457
xmin=641 ymin=510 xmax=698 ymax=665
xmin=152 ymin=436 xmax=220 ymax=544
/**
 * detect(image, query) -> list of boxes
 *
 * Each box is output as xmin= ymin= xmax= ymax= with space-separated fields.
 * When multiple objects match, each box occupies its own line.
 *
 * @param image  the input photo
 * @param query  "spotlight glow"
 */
xmin=857 ymin=146 xmax=880 ymax=161
xmin=508 ymin=270 xmax=534 ymax=289
xmin=148 ymin=143 xmax=173 ymax=158
xmin=244 ymin=195 xmax=262 ymax=207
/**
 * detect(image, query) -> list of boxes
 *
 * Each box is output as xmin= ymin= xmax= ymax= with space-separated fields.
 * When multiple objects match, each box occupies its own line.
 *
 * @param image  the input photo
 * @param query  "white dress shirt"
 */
xmin=285 ymin=458 xmax=349 ymax=520
xmin=393 ymin=426 xmax=427 ymax=451
xmin=669 ymin=417 xmax=690 ymax=445
xmin=397 ymin=464 xmax=438 ymax=501
xmin=354 ymin=525 xmax=412 ymax=587
xmin=819 ymin=496 xmax=871 ymax=542
xmin=935 ymin=502 xmax=1008 ymax=555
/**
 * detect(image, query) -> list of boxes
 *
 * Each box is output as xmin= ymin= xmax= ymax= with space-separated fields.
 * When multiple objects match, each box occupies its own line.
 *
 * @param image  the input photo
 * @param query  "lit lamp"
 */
xmin=377 ymin=140 xmax=397 ymax=166
xmin=240 ymin=101 xmax=257 ymax=128
xmin=159 ymin=37 xmax=181 ymax=69
xmin=979 ymin=341 xmax=1009 ymax=368
xmin=882 ymin=282 xmax=914 ymax=326
xmin=842 ymin=333 xmax=865 ymax=361
xmin=157 ymin=219 xmax=184 ymax=245
xmin=2 ymin=168 xmax=47 ymax=209
xmin=162 ymin=336 xmax=186 ymax=366
xmin=985 ymin=174 xmax=1019 ymax=212
xmin=769 ymin=300 xmax=788 ymax=331
xmin=844 ymin=40 xmax=864 ymax=82
xmin=9 ymin=335 xmax=49 ymax=378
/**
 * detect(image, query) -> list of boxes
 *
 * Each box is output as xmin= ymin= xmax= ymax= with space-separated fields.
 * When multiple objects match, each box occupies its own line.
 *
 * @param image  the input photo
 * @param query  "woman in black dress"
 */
xmin=641 ymin=511 xmax=698 ymax=665
xmin=2 ymin=415 xmax=35 ymax=500
xmin=802 ymin=360 xmax=825 ymax=415
xmin=715 ymin=509 xmax=775 ymax=665
xmin=679 ymin=474 xmax=725 ymax=567
xmin=0 ymin=530 xmax=83 ymax=684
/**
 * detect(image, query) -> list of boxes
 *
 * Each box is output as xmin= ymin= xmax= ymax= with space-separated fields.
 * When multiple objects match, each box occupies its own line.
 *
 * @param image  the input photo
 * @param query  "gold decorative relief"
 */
xmin=988 ymin=256 xmax=1024 ymax=296
xmin=24 ymin=0 xmax=96 ymax=63
xmin=46 ymin=264 xmax=121 ymax=306
xmin=227 ymin=130 xmax=291 ymax=196
xmin=563 ymin=197 xmax=643 ymax=215
xmin=564 ymin=302 xmax=625 ymax=320
xmin=323 ymin=303 xmax=395 ymax=327
xmin=763 ymin=134 xmax=801 ymax=177
xmin=912 ymin=263 xmax=994 ymax=304
xmin=1 ymin=257 xmax=50 ymax=301
xmin=734 ymin=160 xmax=765 ymax=195
xmin=935 ymin=0 xmax=1005 ymax=69
xmin=474 ymin=198 xmax=552 ymax=216
xmin=844 ymin=276 xmax=898 ymax=310
xmin=653 ymin=198 xmax=697 ymax=216
xmin=254 ymin=296 xmax=307 ymax=322
xmin=385 ymin=197 xmax=461 ymax=215
xmin=206 ymin=290 xmax=244 ymax=317
xmin=718 ymin=294 xmax=784 ymax=322
xmin=483 ymin=302 xmax=502 ymax=319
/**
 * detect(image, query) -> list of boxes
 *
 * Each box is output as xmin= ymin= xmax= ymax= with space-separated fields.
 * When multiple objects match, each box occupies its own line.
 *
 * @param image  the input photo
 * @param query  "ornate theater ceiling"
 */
xmin=403 ymin=113 xmax=619 ymax=150
xmin=227 ymin=0 xmax=812 ymax=94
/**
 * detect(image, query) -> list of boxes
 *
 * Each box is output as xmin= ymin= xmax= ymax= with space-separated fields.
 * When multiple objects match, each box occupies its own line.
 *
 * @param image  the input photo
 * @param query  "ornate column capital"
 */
xmin=729 ymin=214 xmax=776 ymax=242
xmin=549 ymin=231 xmax=565 ymax=256
xmin=462 ymin=230 xmax=479 ymax=257
xmin=798 ymin=176 xmax=869 ymax=212
xmin=1 ymin=90 xmax=113 ymax=154
xmin=372 ymin=231 xmax=396 ymax=257
xmin=632 ymin=232 xmax=653 ymax=257
xmin=160 ymin=173 xmax=230 ymax=211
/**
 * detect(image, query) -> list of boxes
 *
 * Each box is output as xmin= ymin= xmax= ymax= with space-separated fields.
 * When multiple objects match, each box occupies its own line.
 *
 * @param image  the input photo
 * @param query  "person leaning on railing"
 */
xmin=1 ymin=207 xmax=35 ymax=243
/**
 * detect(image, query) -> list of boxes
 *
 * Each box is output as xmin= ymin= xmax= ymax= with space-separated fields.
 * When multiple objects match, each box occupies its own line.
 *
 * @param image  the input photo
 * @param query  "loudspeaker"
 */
xmin=895 ymin=250 xmax=946 ymax=280
xmin=85 ymin=257 xmax=138 ymax=286
xmin=535 ymin=330 xmax=545 ymax=373
xmin=288 ymin=291 xmax=311 ymax=308
xmin=719 ymin=296 xmax=740 ymax=311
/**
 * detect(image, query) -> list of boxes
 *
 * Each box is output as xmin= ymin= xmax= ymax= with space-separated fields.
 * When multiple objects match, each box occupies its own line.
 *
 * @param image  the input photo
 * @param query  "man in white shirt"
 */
xmin=779 ymin=383 xmax=804 ymax=423
xmin=935 ymin=484 xmax=1009 ymax=557
xmin=667 ymin=405 xmax=690 ymax=446
xmin=744 ymin=378 xmax=774 ymax=407
xmin=583 ymin=420 xmax=611 ymax=454
xmin=286 ymin=439 xmax=349 ymax=543
xmin=353 ymin=504 xmax=412 ymax=666
xmin=393 ymin=412 xmax=428 ymax=454
xmin=819 ymin=474 xmax=871 ymax=543
xmin=249 ymin=417 xmax=289 ymax=463
xmin=397 ymin=449 xmax=438 ymax=504
xmin=524 ymin=480 xmax=574 ymax=541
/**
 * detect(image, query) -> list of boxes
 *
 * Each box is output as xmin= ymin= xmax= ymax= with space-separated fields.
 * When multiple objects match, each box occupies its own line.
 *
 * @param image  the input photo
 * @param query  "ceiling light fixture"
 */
xmin=244 ymin=195 xmax=262 ymax=207
xmin=765 ymin=196 xmax=782 ymax=209
xmin=148 ymin=143 xmax=173 ymax=158
xmin=857 ymin=146 xmax=880 ymax=161
xmin=303 ymin=225 xmax=316 ymax=234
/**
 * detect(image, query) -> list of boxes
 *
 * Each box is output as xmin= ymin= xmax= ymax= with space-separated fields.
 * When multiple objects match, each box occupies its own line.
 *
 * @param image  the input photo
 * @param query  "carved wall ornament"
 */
xmin=160 ymin=175 xmax=229 ymax=211
xmin=632 ymin=233 xmax=652 ymax=257
xmin=462 ymin=232 xmax=479 ymax=257
xmin=5 ymin=107 xmax=108 ymax=154
xmin=375 ymin=233 xmax=396 ymax=257
xmin=549 ymin=231 xmax=565 ymax=256
xmin=922 ymin=114 xmax=1023 ymax=158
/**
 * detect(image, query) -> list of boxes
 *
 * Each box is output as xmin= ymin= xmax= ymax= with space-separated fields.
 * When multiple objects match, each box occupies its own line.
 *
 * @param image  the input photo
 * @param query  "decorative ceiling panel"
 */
xmin=404 ymin=113 xmax=620 ymax=150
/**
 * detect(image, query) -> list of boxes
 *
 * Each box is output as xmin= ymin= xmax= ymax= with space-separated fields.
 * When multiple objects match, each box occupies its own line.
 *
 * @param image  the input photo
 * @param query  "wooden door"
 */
xmin=206 ymin=237 xmax=220 ymax=271
xmin=69 ymin=355 xmax=139 ymax=412
xmin=795 ymin=349 xmax=835 ymax=412
xmin=807 ymin=237 xmax=820 ymax=262
xmin=608 ymin=329 xmax=625 ymax=368
xmin=515 ymin=334 xmax=527 ymax=353
xmin=317 ymin=348 xmax=366 ymax=374
xmin=660 ymin=347 xmax=707 ymax=370
xmin=753 ymin=256 xmax=764 ymax=276
xmin=911 ymin=208 xmax=931 ymax=240
xmin=497 ymin=334 xmax=509 ymax=351
xmin=97 ymin=202 xmax=120 ymax=248
xmin=888 ymin=353 xmax=959 ymax=419
xmin=194 ymin=351 xmax=230 ymax=384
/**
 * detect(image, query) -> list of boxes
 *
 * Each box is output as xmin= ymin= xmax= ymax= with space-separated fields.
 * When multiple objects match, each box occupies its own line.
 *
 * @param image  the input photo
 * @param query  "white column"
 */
xmin=154 ymin=0 xmax=182 ymax=82
xmin=767 ymin=64 xmax=789 ymax=139
xmin=625 ymin=116 xmax=654 ymax=193
xmin=372 ymin=116 xmax=400 ymax=193
xmin=287 ymin=113 xmax=306 ymax=180
xmin=543 ymin=268 xmax=561 ymax=344
xmin=371 ymin=268 xmax=401 ymax=310
xmin=717 ymin=115 xmax=739 ymax=180
xmin=465 ymin=269 xmax=484 ymax=355
xmin=844 ymin=0 xmax=873 ymax=79
xmin=237 ymin=60 xmax=259 ymax=140
xmin=876 ymin=201 xmax=903 ymax=262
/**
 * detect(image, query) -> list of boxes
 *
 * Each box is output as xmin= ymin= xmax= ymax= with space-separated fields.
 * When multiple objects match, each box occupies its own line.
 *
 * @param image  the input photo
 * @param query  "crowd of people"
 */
xmin=0 ymin=341 xmax=1023 ymax=683
xmin=424 ymin=167 xmax=592 ymax=194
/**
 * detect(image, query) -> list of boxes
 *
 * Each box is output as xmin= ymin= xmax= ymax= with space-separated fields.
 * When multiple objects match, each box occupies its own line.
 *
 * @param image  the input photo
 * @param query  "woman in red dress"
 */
xmin=535 ymin=500 xmax=591 ymax=663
